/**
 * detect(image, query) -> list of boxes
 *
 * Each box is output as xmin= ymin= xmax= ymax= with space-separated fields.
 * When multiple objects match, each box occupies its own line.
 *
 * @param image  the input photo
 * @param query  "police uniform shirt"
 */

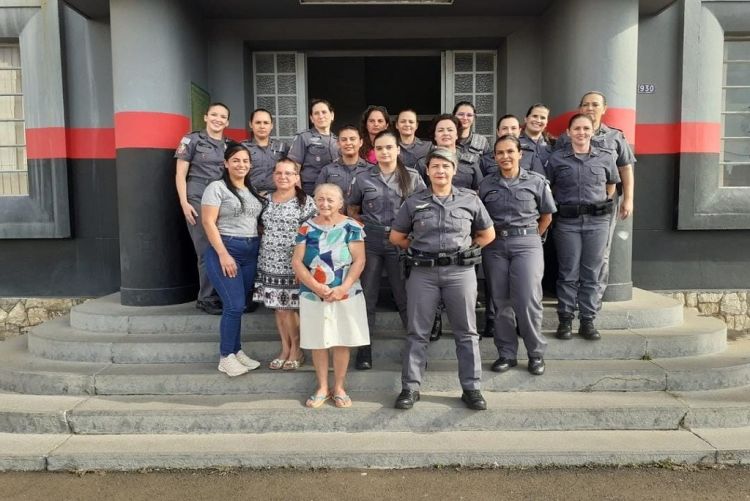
xmin=416 ymin=147 xmax=484 ymax=191
xmin=392 ymin=186 xmax=493 ymax=254
xmin=519 ymin=132 xmax=551 ymax=178
xmin=316 ymin=157 xmax=371 ymax=196
xmin=348 ymin=165 xmax=426 ymax=228
xmin=478 ymin=169 xmax=557 ymax=228
xmin=398 ymin=137 xmax=432 ymax=169
xmin=174 ymin=130 xmax=227 ymax=181
xmin=287 ymin=128 xmax=340 ymax=188
xmin=240 ymin=138 xmax=289 ymax=193
xmin=546 ymin=145 xmax=621 ymax=206
xmin=556 ymin=124 xmax=636 ymax=167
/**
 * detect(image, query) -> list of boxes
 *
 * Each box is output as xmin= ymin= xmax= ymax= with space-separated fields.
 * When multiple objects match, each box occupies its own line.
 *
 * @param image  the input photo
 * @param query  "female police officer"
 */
xmin=417 ymin=114 xmax=483 ymax=191
xmin=389 ymin=149 xmax=495 ymax=411
xmin=287 ymin=99 xmax=339 ymax=196
xmin=547 ymin=114 xmax=620 ymax=341
xmin=348 ymin=130 xmax=425 ymax=370
xmin=480 ymin=135 xmax=556 ymax=376
xmin=240 ymin=108 xmax=289 ymax=193
xmin=175 ymin=102 xmax=231 ymax=315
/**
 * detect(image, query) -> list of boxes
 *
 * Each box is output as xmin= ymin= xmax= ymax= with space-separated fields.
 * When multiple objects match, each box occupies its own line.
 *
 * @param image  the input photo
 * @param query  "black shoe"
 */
xmin=481 ymin=318 xmax=495 ymax=339
xmin=395 ymin=389 xmax=420 ymax=409
xmin=491 ymin=357 xmax=517 ymax=373
xmin=429 ymin=314 xmax=442 ymax=342
xmin=244 ymin=301 xmax=259 ymax=313
xmin=461 ymin=389 xmax=487 ymax=410
xmin=528 ymin=357 xmax=545 ymax=376
xmin=196 ymin=299 xmax=222 ymax=315
xmin=355 ymin=345 xmax=372 ymax=370
xmin=579 ymin=318 xmax=601 ymax=341
xmin=555 ymin=315 xmax=573 ymax=340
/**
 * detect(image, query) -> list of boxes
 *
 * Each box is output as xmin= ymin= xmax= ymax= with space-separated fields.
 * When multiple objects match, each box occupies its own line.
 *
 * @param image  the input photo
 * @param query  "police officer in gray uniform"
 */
xmin=547 ymin=114 xmax=620 ymax=340
xmin=395 ymin=109 xmax=431 ymax=169
xmin=416 ymin=114 xmax=483 ymax=191
xmin=287 ymin=99 xmax=339 ymax=196
xmin=480 ymin=135 xmax=557 ymax=375
xmin=348 ymin=130 xmax=426 ymax=370
xmin=555 ymin=92 xmax=636 ymax=300
xmin=175 ymin=102 xmax=231 ymax=315
xmin=240 ymin=108 xmax=289 ymax=193
xmin=316 ymin=124 xmax=370 ymax=197
xmin=390 ymin=148 xmax=496 ymax=411
xmin=454 ymin=101 xmax=495 ymax=176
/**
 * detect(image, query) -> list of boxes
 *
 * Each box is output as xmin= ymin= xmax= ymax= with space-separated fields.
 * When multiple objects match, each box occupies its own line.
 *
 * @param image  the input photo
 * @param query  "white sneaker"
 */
xmin=235 ymin=350 xmax=261 ymax=371
xmin=218 ymin=353 xmax=249 ymax=377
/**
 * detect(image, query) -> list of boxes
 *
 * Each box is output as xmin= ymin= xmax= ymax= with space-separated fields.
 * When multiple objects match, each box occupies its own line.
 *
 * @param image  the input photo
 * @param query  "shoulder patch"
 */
xmin=180 ymin=136 xmax=191 ymax=145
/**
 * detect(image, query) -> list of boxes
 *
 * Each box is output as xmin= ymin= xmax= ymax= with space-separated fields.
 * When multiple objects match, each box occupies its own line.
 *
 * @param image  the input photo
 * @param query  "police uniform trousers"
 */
xmin=553 ymin=214 xmax=610 ymax=319
xmin=186 ymin=179 xmax=217 ymax=302
xmin=402 ymin=265 xmax=481 ymax=391
xmin=597 ymin=191 xmax=621 ymax=301
xmin=360 ymin=229 xmax=408 ymax=333
xmin=483 ymin=235 xmax=547 ymax=359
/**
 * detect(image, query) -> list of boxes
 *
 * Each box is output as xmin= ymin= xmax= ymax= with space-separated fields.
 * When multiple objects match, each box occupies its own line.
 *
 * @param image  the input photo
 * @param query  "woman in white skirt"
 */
xmin=291 ymin=183 xmax=369 ymax=408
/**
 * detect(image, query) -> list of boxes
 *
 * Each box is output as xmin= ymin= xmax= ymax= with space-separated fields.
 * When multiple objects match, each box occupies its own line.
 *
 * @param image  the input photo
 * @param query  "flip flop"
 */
xmin=333 ymin=393 xmax=352 ymax=408
xmin=305 ymin=393 xmax=330 ymax=409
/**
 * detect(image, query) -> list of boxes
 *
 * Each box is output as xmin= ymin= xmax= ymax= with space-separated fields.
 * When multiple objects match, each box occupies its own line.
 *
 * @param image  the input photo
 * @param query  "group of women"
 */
xmin=175 ymin=91 xmax=634 ymax=411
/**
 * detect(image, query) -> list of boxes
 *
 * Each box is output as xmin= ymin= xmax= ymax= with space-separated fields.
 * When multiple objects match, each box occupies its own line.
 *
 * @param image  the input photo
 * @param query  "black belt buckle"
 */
xmin=435 ymin=256 xmax=452 ymax=266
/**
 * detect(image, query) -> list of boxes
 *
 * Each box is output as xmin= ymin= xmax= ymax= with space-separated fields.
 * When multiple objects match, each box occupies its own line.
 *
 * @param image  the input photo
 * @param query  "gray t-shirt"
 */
xmin=201 ymin=180 xmax=263 ymax=237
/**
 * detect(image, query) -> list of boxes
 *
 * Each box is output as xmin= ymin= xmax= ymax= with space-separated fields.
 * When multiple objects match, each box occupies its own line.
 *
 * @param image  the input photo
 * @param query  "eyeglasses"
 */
xmin=456 ymin=112 xmax=475 ymax=118
xmin=274 ymin=171 xmax=298 ymax=177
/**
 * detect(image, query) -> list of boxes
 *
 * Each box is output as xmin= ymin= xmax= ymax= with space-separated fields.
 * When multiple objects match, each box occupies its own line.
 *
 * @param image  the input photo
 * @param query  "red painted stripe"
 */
xmin=633 ymin=122 xmax=720 ymax=154
xmin=26 ymin=127 xmax=67 ymax=159
xmin=224 ymin=128 xmax=248 ymax=142
xmin=114 ymin=111 xmax=190 ymax=150
xmin=67 ymin=128 xmax=116 ymax=159
xmin=547 ymin=108 xmax=637 ymax=141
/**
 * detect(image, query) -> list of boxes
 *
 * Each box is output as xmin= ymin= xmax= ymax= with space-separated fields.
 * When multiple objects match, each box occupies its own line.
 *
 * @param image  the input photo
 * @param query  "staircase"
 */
xmin=1 ymin=288 xmax=749 ymax=471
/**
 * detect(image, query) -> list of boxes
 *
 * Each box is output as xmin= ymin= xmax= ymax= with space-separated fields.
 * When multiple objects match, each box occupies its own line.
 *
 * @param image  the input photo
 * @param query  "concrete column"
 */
xmin=542 ymin=0 xmax=639 ymax=302
xmin=110 ymin=0 xmax=207 ymax=305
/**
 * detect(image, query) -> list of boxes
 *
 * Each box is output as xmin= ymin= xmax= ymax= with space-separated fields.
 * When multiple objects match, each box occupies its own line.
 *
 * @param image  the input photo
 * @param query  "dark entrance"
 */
xmin=306 ymin=55 xmax=441 ymax=139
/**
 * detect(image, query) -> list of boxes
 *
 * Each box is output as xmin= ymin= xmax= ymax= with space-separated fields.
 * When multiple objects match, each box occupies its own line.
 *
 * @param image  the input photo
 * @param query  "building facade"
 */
xmin=0 ymin=0 xmax=748 ymax=305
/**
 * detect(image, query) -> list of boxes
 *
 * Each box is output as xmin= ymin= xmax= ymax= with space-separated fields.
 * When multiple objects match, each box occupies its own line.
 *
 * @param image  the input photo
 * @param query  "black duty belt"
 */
xmin=557 ymin=200 xmax=614 ymax=218
xmin=493 ymin=226 xmax=538 ymax=237
xmin=405 ymin=246 xmax=482 ymax=267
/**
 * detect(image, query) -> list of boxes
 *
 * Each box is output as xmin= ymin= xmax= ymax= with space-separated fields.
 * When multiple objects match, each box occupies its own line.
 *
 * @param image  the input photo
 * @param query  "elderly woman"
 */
xmin=292 ymin=183 xmax=369 ymax=408
xmin=253 ymin=158 xmax=317 ymax=370
xmin=202 ymin=143 xmax=265 ymax=376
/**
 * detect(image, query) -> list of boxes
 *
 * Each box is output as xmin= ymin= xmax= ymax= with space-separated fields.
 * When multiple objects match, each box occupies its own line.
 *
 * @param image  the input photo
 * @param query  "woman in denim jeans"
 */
xmin=202 ymin=143 xmax=266 ymax=377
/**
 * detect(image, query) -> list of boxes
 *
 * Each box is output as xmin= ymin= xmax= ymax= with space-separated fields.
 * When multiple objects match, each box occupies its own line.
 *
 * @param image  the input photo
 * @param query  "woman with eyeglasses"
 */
xmin=253 ymin=158 xmax=317 ymax=370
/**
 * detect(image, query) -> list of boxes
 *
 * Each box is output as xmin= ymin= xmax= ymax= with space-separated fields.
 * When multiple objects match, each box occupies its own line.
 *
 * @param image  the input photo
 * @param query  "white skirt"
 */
xmin=299 ymin=293 xmax=370 ymax=349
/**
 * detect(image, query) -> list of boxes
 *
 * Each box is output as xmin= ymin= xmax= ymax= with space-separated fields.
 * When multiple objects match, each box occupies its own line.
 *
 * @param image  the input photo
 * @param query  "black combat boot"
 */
xmin=579 ymin=317 xmax=601 ymax=341
xmin=555 ymin=314 xmax=573 ymax=340
xmin=355 ymin=345 xmax=372 ymax=370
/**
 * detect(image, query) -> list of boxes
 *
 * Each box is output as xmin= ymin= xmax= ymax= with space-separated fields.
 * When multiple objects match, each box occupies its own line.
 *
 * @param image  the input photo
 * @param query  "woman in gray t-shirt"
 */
xmin=202 ymin=143 xmax=266 ymax=377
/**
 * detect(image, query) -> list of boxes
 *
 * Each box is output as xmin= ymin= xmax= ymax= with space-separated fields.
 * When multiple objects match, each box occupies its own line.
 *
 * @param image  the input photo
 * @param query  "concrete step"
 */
xmin=69 ymin=288 xmax=684 ymax=334
xmin=3 ymin=427 xmax=749 ymax=471
xmin=2 ymin=388 xmax=750 ymax=435
xmin=27 ymin=308 xmax=726 ymax=364
xmin=2 ymin=335 xmax=750 ymax=395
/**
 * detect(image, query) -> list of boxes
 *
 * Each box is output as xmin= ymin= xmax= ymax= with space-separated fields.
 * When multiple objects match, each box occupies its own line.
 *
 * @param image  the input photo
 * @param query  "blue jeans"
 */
xmin=205 ymin=236 xmax=260 ymax=357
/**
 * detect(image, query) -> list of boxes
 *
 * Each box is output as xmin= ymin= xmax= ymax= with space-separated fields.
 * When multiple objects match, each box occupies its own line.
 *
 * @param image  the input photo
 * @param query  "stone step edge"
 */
xmin=68 ymin=289 xmax=685 ymax=333
xmin=26 ymin=310 xmax=727 ymax=364
xmin=2 ymin=389 xmax=750 ymax=434
xmin=2 ymin=427 xmax=747 ymax=471
xmin=3 ymin=336 xmax=750 ymax=395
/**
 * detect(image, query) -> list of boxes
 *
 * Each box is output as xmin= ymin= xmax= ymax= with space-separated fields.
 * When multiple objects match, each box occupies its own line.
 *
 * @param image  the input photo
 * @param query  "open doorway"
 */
xmin=306 ymin=55 xmax=441 ymax=139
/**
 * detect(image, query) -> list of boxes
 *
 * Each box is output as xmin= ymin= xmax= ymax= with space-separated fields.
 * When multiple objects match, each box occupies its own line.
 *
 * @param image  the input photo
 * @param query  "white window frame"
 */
xmin=0 ymin=41 xmax=27 ymax=196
